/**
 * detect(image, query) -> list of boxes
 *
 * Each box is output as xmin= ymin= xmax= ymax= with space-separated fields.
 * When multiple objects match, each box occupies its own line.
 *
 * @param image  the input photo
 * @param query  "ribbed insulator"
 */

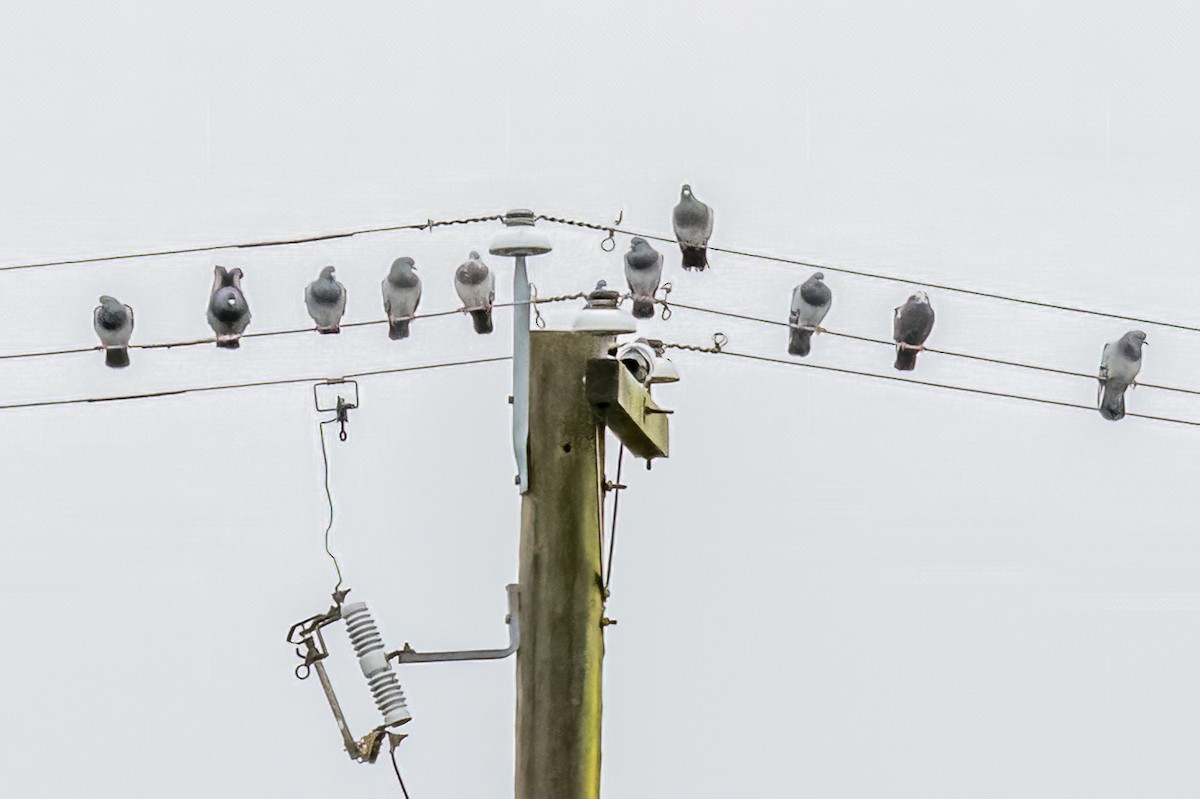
xmin=342 ymin=601 xmax=412 ymax=727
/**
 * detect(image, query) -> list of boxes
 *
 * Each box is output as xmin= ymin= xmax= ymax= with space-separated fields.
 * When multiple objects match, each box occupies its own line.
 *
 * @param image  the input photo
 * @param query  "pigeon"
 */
xmin=207 ymin=266 xmax=251 ymax=348
xmin=616 ymin=338 xmax=656 ymax=385
xmin=892 ymin=291 xmax=935 ymax=370
xmin=93 ymin=295 xmax=134 ymax=368
xmin=454 ymin=251 xmax=496 ymax=334
xmin=1098 ymin=330 xmax=1148 ymax=421
xmin=624 ymin=237 xmax=664 ymax=319
xmin=788 ymin=272 xmax=832 ymax=357
xmin=672 ymin=184 xmax=714 ymax=271
xmin=305 ymin=266 xmax=346 ymax=334
xmin=382 ymin=257 xmax=422 ymax=340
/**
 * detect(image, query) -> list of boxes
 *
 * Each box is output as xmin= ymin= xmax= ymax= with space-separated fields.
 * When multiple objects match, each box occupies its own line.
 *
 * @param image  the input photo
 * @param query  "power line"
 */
xmin=0 ymin=214 xmax=504 ymax=273
xmin=540 ymin=216 xmax=1200 ymax=335
xmin=665 ymin=343 xmax=1200 ymax=429
xmin=664 ymin=299 xmax=1200 ymax=398
xmin=0 ymin=355 xmax=511 ymax=412
xmin=0 ymin=294 xmax=586 ymax=363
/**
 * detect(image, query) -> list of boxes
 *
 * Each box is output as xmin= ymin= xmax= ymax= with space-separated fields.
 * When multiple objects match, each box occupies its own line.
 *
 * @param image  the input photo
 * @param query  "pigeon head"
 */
xmin=468 ymin=250 xmax=481 ymax=260
xmin=911 ymin=291 xmax=930 ymax=304
xmin=319 ymin=265 xmax=336 ymax=279
xmin=98 ymin=295 xmax=121 ymax=309
xmin=630 ymin=237 xmax=647 ymax=249
xmin=812 ymin=272 xmax=825 ymax=282
xmin=1126 ymin=330 xmax=1148 ymax=347
xmin=680 ymin=184 xmax=692 ymax=198
xmin=389 ymin=257 xmax=416 ymax=281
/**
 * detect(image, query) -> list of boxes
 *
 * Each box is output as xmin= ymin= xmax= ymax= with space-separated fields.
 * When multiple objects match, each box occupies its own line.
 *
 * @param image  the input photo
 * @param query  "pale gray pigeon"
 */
xmin=616 ymin=338 xmax=656 ymax=385
xmin=624 ymin=237 xmax=663 ymax=318
xmin=1098 ymin=330 xmax=1147 ymax=421
xmin=382 ymin=257 xmax=421 ymax=340
xmin=672 ymin=184 xmax=714 ymax=271
xmin=93 ymin=295 xmax=134 ymax=368
xmin=207 ymin=266 xmax=251 ymax=348
xmin=305 ymin=266 xmax=346 ymax=334
xmin=892 ymin=291 xmax=935 ymax=371
xmin=788 ymin=272 xmax=832 ymax=357
xmin=454 ymin=251 xmax=496 ymax=334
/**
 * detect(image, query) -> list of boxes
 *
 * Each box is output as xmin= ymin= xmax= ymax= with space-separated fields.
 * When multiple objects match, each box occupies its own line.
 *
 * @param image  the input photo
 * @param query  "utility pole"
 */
xmin=515 ymin=330 xmax=609 ymax=799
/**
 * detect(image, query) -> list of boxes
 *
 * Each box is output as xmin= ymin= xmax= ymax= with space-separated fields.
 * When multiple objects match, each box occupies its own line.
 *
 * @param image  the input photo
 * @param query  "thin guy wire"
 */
xmin=604 ymin=444 xmax=625 ymax=592
xmin=0 ymin=355 xmax=512 ymax=411
xmin=317 ymin=418 xmax=344 ymax=597
xmin=539 ymin=216 xmax=1200 ymax=335
xmin=595 ymin=426 xmax=607 ymax=585
xmin=389 ymin=745 xmax=412 ymax=799
xmin=0 ymin=214 xmax=504 ymax=273
xmin=665 ymin=344 xmax=1200 ymax=428
xmin=665 ymin=299 xmax=1200 ymax=398
xmin=0 ymin=294 xmax=586 ymax=362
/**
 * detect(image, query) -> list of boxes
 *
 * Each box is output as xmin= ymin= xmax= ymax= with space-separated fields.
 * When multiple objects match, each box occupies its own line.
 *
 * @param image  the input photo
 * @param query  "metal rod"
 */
xmin=388 ymin=584 xmax=520 ymax=664
xmin=513 ymin=255 xmax=531 ymax=492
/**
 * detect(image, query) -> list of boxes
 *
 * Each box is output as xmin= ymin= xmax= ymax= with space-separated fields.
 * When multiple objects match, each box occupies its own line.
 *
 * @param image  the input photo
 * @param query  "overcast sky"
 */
xmin=3 ymin=2 xmax=1200 ymax=797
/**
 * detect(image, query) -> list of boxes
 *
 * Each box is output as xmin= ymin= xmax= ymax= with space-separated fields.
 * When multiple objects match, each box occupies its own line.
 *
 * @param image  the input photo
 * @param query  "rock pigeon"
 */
xmin=454 ymin=251 xmax=496 ymax=334
xmin=382 ymin=257 xmax=422 ymax=340
xmin=207 ymin=266 xmax=251 ymax=348
xmin=788 ymin=272 xmax=832 ymax=357
xmin=672 ymin=184 xmax=714 ymax=271
xmin=892 ymin=291 xmax=935 ymax=371
xmin=1098 ymin=330 xmax=1147 ymax=421
xmin=616 ymin=338 xmax=656 ymax=385
xmin=305 ymin=266 xmax=346 ymax=334
xmin=93 ymin=295 xmax=134 ymax=368
xmin=625 ymin=237 xmax=663 ymax=319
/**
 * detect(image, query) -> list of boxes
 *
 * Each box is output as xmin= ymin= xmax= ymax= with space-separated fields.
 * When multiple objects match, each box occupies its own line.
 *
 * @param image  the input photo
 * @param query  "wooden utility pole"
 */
xmin=515 ymin=330 xmax=610 ymax=799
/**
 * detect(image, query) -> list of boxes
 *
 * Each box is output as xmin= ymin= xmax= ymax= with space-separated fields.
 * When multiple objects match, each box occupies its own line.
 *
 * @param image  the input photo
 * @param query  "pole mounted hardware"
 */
xmin=314 ymin=379 xmax=359 ymax=441
xmin=585 ymin=357 xmax=670 ymax=461
xmin=388 ymin=584 xmax=521 ymax=665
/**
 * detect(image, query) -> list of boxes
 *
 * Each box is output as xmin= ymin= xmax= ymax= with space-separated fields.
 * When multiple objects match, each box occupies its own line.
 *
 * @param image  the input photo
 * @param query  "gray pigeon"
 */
xmin=788 ymin=272 xmax=832 ymax=357
xmin=672 ymin=184 xmax=714 ymax=271
xmin=1098 ymin=330 xmax=1147 ymax=421
xmin=382 ymin=257 xmax=422 ymax=340
xmin=892 ymin=291 xmax=935 ymax=370
xmin=616 ymin=338 xmax=656 ymax=385
xmin=625 ymin=237 xmax=663 ymax=319
xmin=207 ymin=266 xmax=251 ymax=348
xmin=93 ymin=295 xmax=134 ymax=368
xmin=305 ymin=266 xmax=346 ymax=334
xmin=454 ymin=251 xmax=496 ymax=334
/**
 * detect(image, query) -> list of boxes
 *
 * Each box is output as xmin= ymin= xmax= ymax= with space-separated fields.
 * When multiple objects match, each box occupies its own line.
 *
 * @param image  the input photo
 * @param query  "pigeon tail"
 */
xmin=389 ymin=319 xmax=411 ymax=340
xmin=216 ymin=336 xmax=241 ymax=349
xmin=894 ymin=346 xmax=919 ymax=371
xmin=104 ymin=347 xmax=130 ymax=368
xmin=789 ymin=329 xmax=813 ymax=357
xmin=316 ymin=325 xmax=340 ymax=334
xmin=1100 ymin=384 xmax=1126 ymax=421
xmin=469 ymin=308 xmax=494 ymax=335
xmin=680 ymin=245 xmax=708 ymax=270
xmin=632 ymin=296 xmax=656 ymax=319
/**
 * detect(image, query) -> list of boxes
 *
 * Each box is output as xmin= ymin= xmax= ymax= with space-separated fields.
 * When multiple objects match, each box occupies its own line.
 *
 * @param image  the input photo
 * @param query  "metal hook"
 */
xmin=657 ymin=282 xmax=674 ymax=321
xmin=599 ymin=210 xmax=623 ymax=252
xmin=712 ymin=332 xmax=728 ymax=352
xmin=530 ymin=283 xmax=546 ymax=329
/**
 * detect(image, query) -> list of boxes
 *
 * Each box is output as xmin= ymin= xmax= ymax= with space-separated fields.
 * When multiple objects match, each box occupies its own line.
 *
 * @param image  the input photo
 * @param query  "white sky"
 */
xmin=3 ymin=2 xmax=1200 ymax=797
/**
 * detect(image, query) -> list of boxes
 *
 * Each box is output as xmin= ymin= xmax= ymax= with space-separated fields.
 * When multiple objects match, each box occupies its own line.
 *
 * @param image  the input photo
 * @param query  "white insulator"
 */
xmin=342 ymin=601 xmax=412 ymax=727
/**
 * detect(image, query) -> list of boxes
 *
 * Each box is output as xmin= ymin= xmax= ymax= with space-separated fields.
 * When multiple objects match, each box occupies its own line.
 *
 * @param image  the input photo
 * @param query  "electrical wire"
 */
xmin=665 ymin=342 xmax=1200 ymax=428
xmin=0 ymin=355 xmax=512 ymax=412
xmin=604 ymin=444 xmax=625 ymax=593
xmin=0 ymin=214 xmax=504 ymax=273
xmin=539 ymin=216 xmax=1200 ymax=335
xmin=664 ymin=299 xmax=1200 ymax=398
xmin=389 ymin=744 xmax=412 ymax=799
xmin=317 ymin=418 xmax=344 ymax=597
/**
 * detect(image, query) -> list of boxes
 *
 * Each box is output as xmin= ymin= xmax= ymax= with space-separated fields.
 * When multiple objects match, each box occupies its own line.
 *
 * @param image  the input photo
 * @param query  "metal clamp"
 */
xmin=314 ymin=379 xmax=359 ymax=441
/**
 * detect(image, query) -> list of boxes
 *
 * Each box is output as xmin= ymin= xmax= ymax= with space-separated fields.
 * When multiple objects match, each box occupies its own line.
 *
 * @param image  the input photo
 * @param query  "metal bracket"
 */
xmin=314 ymin=379 xmax=359 ymax=441
xmin=387 ymin=584 xmax=520 ymax=665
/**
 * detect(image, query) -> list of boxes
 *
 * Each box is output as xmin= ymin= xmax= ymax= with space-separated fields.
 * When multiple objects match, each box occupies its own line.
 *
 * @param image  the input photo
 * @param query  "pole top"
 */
xmin=489 ymin=209 xmax=552 ymax=257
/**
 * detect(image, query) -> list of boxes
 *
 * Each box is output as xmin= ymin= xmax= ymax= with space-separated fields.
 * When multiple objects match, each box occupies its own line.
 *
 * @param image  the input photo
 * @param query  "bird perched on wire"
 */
xmin=788 ymin=272 xmax=832 ymax=357
xmin=382 ymin=257 xmax=422 ymax=340
xmin=93 ymin=295 xmax=134 ymax=368
xmin=454 ymin=251 xmax=496 ymax=334
xmin=672 ymin=184 xmax=714 ymax=271
xmin=305 ymin=266 xmax=346 ymax=334
xmin=1097 ymin=330 xmax=1147 ymax=421
xmin=207 ymin=266 xmax=251 ymax=348
xmin=892 ymin=292 xmax=935 ymax=370
xmin=616 ymin=338 xmax=656 ymax=385
xmin=624 ymin=237 xmax=664 ymax=318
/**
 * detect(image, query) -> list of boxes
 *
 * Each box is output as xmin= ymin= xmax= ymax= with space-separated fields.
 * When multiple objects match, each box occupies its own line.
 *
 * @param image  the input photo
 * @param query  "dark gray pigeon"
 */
xmin=93 ymin=295 xmax=134 ymax=368
xmin=892 ymin=291 xmax=935 ymax=370
xmin=672 ymin=184 xmax=714 ymax=271
xmin=207 ymin=266 xmax=251 ymax=348
xmin=1098 ymin=330 xmax=1147 ymax=421
xmin=788 ymin=272 xmax=832 ymax=357
xmin=305 ymin=266 xmax=346 ymax=334
xmin=382 ymin=257 xmax=422 ymax=340
xmin=454 ymin=251 xmax=496 ymax=334
xmin=624 ymin=237 xmax=663 ymax=319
